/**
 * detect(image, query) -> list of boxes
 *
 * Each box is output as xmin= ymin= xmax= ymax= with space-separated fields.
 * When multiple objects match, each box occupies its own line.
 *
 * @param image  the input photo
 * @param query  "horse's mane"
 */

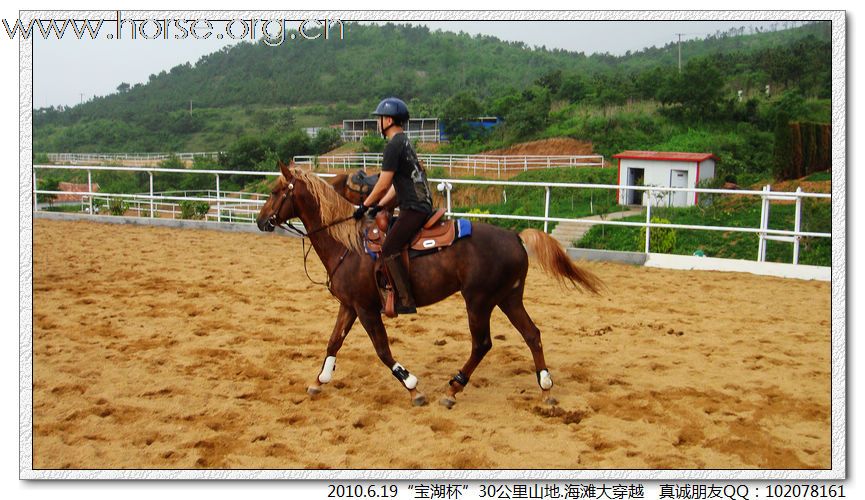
xmin=283 ymin=169 xmax=364 ymax=253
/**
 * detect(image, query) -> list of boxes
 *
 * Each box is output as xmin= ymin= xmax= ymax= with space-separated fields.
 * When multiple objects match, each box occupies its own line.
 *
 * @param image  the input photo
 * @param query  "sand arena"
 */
xmin=32 ymin=219 xmax=830 ymax=469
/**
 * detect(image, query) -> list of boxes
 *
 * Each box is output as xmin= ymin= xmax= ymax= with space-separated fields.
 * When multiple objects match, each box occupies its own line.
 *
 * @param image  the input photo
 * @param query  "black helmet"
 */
xmin=372 ymin=97 xmax=410 ymax=124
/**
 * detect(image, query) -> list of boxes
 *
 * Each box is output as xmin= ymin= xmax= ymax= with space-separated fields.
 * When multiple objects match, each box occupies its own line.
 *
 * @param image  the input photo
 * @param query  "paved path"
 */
xmin=550 ymin=207 xmax=644 ymax=248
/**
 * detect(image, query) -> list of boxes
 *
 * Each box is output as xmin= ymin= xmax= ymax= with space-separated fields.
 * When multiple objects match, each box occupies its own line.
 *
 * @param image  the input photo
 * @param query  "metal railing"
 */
xmin=341 ymin=130 xmax=441 ymax=142
xmin=44 ymin=152 xmax=221 ymax=163
xmin=295 ymin=153 xmax=605 ymax=177
xmin=33 ymin=164 xmax=830 ymax=265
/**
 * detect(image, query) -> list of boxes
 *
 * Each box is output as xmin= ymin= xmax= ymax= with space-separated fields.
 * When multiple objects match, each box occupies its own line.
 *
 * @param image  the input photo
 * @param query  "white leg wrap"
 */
xmin=318 ymin=356 xmax=337 ymax=384
xmin=392 ymin=362 xmax=418 ymax=390
xmin=539 ymin=369 xmax=553 ymax=390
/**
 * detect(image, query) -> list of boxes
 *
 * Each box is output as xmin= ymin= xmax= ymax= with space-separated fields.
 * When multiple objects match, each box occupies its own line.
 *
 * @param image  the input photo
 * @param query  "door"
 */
xmin=627 ymin=168 xmax=645 ymax=205
xmin=670 ymin=170 xmax=689 ymax=207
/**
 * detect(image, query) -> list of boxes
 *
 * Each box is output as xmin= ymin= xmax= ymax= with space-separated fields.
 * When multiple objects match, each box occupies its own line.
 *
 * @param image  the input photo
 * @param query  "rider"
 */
xmin=353 ymin=97 xmax=434 ymax=315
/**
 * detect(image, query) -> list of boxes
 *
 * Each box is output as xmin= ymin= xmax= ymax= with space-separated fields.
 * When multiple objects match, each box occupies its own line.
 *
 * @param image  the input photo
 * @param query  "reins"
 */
xmin=269 ymin=186 xmax=354 ymax=289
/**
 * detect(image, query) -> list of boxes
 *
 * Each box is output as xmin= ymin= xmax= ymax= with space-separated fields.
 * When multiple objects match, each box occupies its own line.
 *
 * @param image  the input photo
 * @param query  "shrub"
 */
xmin=108 ymin=197 xmax=128 ymax=216
xmin=637 ymin=217 xmax=676 ymax=253
xmin=179 ymin=200 xmax=210 ymax=220
xmin=361 ymin=133 xmax=386 ymax=153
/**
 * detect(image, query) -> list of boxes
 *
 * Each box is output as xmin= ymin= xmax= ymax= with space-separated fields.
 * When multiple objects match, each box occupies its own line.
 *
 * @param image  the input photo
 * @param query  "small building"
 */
xmin=614 ymin=151 xmax=718 ymax=207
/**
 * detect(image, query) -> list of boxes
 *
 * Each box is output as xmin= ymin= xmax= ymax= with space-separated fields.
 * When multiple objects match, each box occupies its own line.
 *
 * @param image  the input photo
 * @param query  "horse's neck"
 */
xmin=297 ymin=205 xmax=347 ymax=273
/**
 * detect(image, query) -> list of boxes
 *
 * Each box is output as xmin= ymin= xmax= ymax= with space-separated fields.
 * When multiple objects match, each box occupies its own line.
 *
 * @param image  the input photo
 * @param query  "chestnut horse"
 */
xmin=257 ymin=161 xmax=602 ymax=407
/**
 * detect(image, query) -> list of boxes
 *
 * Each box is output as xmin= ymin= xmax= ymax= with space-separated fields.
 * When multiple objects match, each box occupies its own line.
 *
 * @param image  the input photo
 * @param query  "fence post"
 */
xmin=793 ymin=187 xmax=802 ymax=265
xmin=216 ymin=174 xmax=221 ymax=223
xmin=149 ymin=171 xmax=154 ymax=218
xmin=645 ymin=188 xmax=652 ymax=254
xmin=543 ymin=186 xmax=551 ymax=233
xmin=87 ymin=169 xmax=93 ymax=214
xmin=33 ymin=169 xmax=38 ymax=213
xmin=445 ymin=183 xmax=452 ymax=215
xmin=758 ymin=185 xmax=769 ymax=262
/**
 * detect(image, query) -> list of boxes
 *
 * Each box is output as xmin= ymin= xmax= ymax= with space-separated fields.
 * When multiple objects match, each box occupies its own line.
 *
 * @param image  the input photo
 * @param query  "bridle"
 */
xmin=265 ymin=179 xmax=353 ymax=288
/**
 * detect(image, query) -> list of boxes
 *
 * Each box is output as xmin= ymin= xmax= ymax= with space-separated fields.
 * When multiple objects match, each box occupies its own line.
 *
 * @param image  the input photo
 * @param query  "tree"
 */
xmin=440 ymin=91 xmax=483 ymax=139
xmin=503 ymin=86 xmax=551 ymax=140
xmin=37 ymin=177 xmax=60 ymax=207
xmin=559 ymin=73 xmax=587 ymax=102
xmin=657 ymin=57 xmax=725 ymax=121
xmin=116 ymin=82 xmax=130 ymax=93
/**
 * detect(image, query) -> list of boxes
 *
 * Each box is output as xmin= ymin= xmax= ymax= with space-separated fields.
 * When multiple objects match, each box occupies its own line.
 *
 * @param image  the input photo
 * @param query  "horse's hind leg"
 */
xmin=498 ymin=289 xmax=557 ymax=406
xmin=356 ymin=308 xmax=427 ymax=406
xmin=440 ymin=301 xmax=494 ymax=409
xmin=308 ymin=302 xmax=357 ymax=395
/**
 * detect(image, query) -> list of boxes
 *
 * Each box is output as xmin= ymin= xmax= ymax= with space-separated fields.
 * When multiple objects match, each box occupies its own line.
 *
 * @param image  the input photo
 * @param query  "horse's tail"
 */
xmin=519 ymin=228 xmax=604 ymax=295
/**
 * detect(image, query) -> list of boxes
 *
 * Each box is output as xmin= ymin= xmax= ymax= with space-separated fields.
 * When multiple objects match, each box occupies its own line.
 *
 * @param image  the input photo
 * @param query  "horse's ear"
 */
xmin=279 ymin=160 xmax=291 ymax=179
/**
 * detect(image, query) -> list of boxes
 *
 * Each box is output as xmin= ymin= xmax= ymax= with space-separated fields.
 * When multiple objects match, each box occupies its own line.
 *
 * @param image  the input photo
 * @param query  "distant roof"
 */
xmin=613 ymin=151 xmax=719 ymax=162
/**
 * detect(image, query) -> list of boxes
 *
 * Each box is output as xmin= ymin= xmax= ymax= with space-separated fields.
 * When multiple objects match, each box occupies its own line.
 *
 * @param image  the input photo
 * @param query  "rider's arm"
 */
xmin=363 ymin=170 xmax=393 ymax=207
xmin=363 ymin=170 xmax=394 ymax=208
xmin=378 ymin=185 xmax=397 ymax=207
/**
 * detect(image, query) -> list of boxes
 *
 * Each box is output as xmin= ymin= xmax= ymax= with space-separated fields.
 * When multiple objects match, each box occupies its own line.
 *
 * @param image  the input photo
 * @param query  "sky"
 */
xmin=32 ymin=18 xmax=796 ymax=108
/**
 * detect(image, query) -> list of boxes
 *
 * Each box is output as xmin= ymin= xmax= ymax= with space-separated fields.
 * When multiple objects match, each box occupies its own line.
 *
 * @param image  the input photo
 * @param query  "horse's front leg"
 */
xmin=308 ymin=302 xmax=357 ymax=396
xmin=356 ymin=308 xmax=428 ymax=407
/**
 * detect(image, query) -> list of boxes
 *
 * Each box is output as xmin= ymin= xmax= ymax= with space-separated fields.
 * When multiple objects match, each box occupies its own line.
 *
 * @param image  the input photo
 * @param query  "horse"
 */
xmin=256 ymin=160 xmax=603 ymax=408
xmin=327 ymin=170 xmax=379 ymax=206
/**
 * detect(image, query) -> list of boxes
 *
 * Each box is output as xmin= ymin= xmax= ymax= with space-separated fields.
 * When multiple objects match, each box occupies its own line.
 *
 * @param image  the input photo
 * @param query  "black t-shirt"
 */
xmin=381 ymin=132 xmax=433 ymax=214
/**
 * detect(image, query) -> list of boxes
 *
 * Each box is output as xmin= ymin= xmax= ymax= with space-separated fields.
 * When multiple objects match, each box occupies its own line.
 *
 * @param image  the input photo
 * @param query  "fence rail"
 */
xmin=33 ymin=164 xmax=830 ymax=265
xmin=44 ymin=152 xmax=221 ymax=163
xmin=294 ymin=153 xmax=605 ymax=177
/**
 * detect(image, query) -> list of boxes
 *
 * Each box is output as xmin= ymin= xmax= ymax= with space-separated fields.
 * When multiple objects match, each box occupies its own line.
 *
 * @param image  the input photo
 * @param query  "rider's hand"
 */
xmin=368 ymin=205 xmax=383 ymax=217
xmin=352 ymin=205 xmax=369 ymax=220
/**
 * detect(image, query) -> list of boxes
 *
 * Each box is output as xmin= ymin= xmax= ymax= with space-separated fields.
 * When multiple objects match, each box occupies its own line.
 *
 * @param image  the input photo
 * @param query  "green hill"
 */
xmin=33 ymin=21 xmax=831 ymax=154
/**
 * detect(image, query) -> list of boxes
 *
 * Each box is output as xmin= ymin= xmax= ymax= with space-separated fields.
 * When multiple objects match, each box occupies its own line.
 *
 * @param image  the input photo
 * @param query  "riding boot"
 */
xmin=383 ymin=254 xmax=417 ymax=314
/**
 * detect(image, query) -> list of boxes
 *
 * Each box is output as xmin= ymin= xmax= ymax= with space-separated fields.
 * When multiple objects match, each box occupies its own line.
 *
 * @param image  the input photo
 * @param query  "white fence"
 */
xmin=341 ymin=130 xmax=441 ymax=142
xmin=33 ymin=164 xmax=831 ymax=264
xmin=45 ymin=152 xmax=221 ymax=163
xmin=294 ymin=153 xmax=605 ymax=177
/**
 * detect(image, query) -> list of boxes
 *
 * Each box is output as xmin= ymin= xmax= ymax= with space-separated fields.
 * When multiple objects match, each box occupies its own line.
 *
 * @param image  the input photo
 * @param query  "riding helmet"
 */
xmin=372 ymin=97 xmax=410 ymax=124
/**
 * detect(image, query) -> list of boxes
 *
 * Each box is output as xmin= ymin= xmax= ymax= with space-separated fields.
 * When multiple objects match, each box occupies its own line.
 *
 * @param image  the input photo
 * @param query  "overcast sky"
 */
xmin=33 ymin=18 xmax=796 ymax=108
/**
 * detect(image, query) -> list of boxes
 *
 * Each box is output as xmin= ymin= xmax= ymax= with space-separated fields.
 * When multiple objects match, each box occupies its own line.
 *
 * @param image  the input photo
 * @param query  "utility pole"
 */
xmin=79 ymin=93 xmax=84 ymax=104
xmin=675 ymin=33 xmax=684 ymax=73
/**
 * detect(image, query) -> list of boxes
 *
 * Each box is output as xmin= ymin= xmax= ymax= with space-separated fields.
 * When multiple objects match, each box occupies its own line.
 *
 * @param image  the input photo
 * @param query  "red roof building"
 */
xmin=614 ymin=151 xmax=717 ymax=207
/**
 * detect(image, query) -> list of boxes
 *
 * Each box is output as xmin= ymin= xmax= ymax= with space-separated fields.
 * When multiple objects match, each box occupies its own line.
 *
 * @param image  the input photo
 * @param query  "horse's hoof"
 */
xmin=543 ymin=396 xmax=559 ymax=406
xmin=307 ymin=385 xmax=322 ymax=396
xmin=439 ymin=397 xmax=456 ymax=409
xmin=412 ymin=394 xmax=428 ymax=407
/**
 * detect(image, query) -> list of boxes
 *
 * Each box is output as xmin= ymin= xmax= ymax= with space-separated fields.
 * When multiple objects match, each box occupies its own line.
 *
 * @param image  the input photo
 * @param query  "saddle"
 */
xmin=349 ymin=170 xmax=380 ymax=194
xmin=364 ymin=208 xmax=472 ymax=317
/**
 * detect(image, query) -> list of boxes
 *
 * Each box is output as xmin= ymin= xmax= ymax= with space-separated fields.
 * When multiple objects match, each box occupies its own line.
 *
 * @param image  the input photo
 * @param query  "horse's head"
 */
xmin=256 ymin=160 xmax=300 ymax=232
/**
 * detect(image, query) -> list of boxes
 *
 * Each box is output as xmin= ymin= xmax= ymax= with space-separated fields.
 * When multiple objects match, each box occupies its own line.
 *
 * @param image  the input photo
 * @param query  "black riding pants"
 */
xmin=381 ymin=209 xmax=430 ymax=258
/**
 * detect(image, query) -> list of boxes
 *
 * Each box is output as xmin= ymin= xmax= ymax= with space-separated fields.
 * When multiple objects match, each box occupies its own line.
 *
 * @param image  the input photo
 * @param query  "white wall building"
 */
xmin=615 ymin=151 xmax=718 ymax=207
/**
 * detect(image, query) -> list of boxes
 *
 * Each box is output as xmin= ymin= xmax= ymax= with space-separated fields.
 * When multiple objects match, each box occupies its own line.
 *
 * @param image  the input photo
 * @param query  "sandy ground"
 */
xmin=32 ymin=219 xmax=831 ymax=470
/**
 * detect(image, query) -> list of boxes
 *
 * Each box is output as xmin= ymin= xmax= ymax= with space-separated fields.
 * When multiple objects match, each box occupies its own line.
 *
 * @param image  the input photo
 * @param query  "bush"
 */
xmin=108 ymin=197 xmax=128 ymax=216
xmin=361 ymin=133 xmax=386 ymax=153
xmin=179 ymin=200 xmax=210 ymax=220
xmin=637 ymin=217 xmax=676 ymax=253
